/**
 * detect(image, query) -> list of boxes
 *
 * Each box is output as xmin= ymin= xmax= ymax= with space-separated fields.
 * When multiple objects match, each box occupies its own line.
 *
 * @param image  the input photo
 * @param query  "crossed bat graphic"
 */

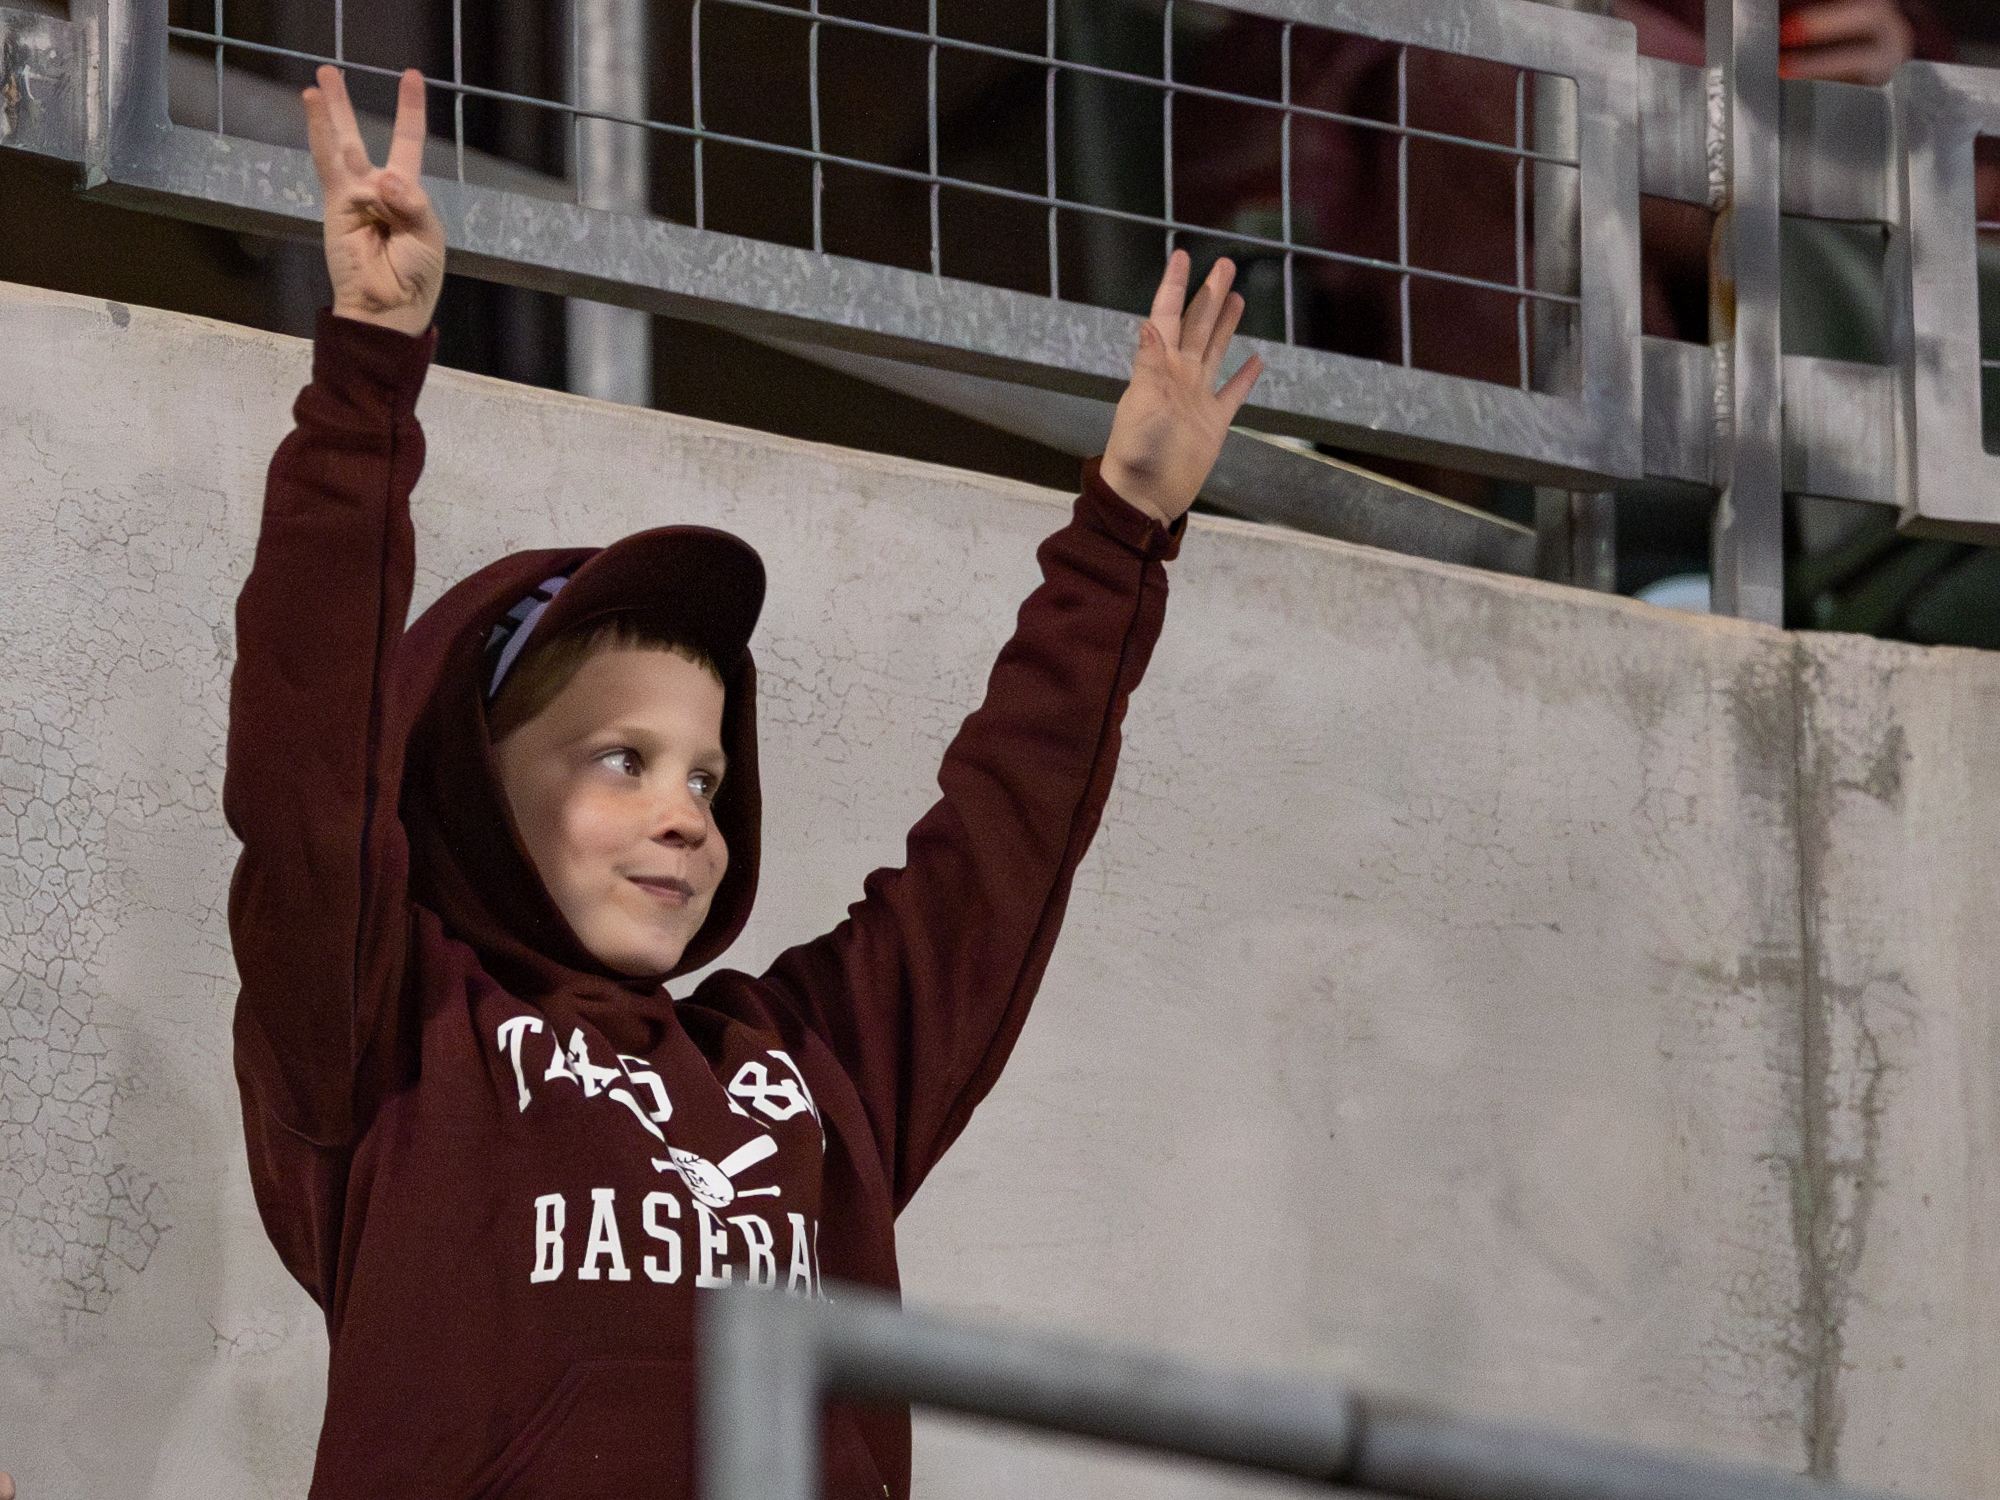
xmin=652 ymin=1135 xmax=780 ymax=1209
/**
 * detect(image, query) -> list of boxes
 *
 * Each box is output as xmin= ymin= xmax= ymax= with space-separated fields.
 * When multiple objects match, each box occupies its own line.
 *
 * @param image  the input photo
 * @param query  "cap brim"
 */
xmin=529 ymin=526 xmax=765 ymax=668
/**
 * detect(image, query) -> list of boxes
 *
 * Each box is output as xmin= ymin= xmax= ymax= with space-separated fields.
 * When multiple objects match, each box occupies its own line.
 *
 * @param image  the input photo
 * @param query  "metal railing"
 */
xmin=701 ymin=1283 xmax=1925 ymax=1500
xmin=4 ymin=0 xmax=1999 ymax=612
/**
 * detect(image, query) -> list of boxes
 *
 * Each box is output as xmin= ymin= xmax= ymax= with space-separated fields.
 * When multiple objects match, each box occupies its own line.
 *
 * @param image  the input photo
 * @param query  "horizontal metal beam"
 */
xmin=770 ymin=338 xmax=1537 ymax=576
xmin=701 ymin=1285 xmax=1928 ymax=1500
xmin=1634 ymin=62 xmax=1900 ymax=225
xmin=1638 ymin=56 xmax=1712 ymax=206
xmin=0 ymin=7 xmax=83 ymax=163
xmin=84 ymin=115 xmax=1638 ymax=487
xmin=1631 ymin=340 xmax=1899 ymax=505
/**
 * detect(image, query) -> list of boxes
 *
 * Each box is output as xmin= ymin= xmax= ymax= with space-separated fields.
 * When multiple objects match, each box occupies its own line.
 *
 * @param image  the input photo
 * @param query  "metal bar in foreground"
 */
xmin=701 ymin=1284 xmax=1922 ymax=1500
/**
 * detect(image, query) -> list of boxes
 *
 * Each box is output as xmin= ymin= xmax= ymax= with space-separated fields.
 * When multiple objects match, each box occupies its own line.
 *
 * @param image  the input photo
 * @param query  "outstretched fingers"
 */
xmin=1179 ymin=257 xmax=1235 ymax=361
xmin=302 ymin=66 xmax=370 ymax=190
xmin=1216 ymin=349 xmax=1264 ymax=422
xmin=301 ymin=84 xmax=347 ymax=188
xmin=1201 ymin=286 xmax=1246 ymax=380
xmin=1148 ymin=249 xmax=1192 ymax=346
xmin=324 ymin=66 xmax=375 ymax=180
xmin=385 ymin=68 xmax=429 ymax=182
xmin=1103 ymin=250 xmax=1266 ymax=524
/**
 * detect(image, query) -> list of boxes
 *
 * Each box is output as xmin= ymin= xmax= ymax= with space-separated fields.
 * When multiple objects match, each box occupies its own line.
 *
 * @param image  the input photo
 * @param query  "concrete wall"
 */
xmin=1 ymin=280 xmax=1995 ymax=1500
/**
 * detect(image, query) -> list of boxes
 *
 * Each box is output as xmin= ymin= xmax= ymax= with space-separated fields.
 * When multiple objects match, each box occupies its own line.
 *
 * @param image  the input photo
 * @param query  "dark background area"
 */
xmin=1931 ymin=0 xmax=2000 ymax=46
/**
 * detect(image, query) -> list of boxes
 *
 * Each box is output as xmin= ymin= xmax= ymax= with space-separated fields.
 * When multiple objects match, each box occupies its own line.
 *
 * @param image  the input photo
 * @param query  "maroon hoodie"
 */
xmin=226 ymin=313 xmax=1182 ymax=1499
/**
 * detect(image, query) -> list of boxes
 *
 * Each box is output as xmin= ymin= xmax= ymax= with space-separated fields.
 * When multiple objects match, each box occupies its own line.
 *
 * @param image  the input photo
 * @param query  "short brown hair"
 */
xmin=486 ymin=616 xmax=722 ymax=744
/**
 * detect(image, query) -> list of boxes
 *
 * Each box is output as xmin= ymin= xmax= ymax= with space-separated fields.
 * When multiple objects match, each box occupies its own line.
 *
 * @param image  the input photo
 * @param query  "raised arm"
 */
xmin=226 ymin=69 xmax=444 ymax=1240
xmin=758 ymin=253 xmax=1261 ymax=1209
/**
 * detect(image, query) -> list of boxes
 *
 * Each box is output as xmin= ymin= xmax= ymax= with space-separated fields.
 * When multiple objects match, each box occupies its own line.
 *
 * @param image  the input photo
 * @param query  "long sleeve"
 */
xmin=757 ymin=460 xmax=1181 ymax=1212
xmin=225 ymin=312 xmax=434 ymax=1250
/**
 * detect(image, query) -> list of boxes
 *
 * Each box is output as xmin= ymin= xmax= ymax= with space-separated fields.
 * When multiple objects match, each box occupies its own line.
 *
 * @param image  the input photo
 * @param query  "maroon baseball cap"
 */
xmin=482 ymin=526 xmax=765 ymax=699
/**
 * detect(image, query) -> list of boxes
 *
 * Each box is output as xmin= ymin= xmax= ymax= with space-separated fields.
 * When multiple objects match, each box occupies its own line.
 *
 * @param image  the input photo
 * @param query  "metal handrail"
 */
xmin=700 ymin=1284 xmax=1918 ymax=1500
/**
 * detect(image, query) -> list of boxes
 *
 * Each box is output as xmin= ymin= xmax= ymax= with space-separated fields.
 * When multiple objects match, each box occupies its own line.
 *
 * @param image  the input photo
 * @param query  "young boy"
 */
xmin=226 ymin=66 xmax=1261 ymax=1500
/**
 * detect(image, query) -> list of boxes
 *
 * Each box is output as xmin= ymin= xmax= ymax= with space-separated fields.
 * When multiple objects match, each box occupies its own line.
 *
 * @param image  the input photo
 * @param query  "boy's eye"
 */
xmin=600 ymin=749 xmax=643 ymax=778
xmin=689 ymin=769 xmax=721 ymax=803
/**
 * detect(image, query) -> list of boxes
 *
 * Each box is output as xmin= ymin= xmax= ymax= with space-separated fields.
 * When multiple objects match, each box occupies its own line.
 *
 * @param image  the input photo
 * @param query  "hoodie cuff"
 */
xmin=311 ymin=309 xmax=438 ymax=422
xmin=1078 ymin=456 xmax=1186 ymax=563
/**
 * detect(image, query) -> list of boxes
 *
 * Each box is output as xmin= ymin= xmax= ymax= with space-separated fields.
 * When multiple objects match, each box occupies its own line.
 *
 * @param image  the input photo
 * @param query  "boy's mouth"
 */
xmin=628 ymin=874 xmax=696 ymax=903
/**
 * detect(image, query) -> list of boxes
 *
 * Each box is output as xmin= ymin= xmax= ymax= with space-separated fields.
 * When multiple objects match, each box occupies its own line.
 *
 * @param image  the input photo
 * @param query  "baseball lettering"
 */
xmin=643 ymin=1191 xmax=683 ymax=1283
xmin=497 ymin=1016 xmax=544 ymax=1112
xmin=529 ymin=1190 xmax=817 ymax=1296
xmin=578 ymin=1187 xmax=631 ymax=1281
xmin=530 ymin=1193 xmax=565 ymax=1283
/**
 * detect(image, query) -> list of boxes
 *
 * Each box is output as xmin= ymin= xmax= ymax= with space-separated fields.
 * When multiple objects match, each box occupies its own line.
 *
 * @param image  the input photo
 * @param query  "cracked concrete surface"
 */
xmin=5 ymin=281 xmax=2000 ymax=1499
xmin=0 ymin=710 xmax=170 ymax=1333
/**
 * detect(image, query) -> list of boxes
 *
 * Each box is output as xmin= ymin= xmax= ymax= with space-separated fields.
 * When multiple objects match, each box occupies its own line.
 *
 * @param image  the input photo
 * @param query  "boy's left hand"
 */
xmin=1100 ymin=251 xmax=1265 ymax=528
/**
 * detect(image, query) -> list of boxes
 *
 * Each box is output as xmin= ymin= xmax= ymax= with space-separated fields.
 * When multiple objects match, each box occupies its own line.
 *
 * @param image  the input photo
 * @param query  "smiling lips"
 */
xmin=628 ymin=874 xmax=696 ymax=904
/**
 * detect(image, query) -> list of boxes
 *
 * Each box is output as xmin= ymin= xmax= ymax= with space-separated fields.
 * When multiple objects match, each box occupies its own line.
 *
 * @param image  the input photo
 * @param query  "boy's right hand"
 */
xmin=303 ymin=66 xmax=446 ymax=336
xmin=1099 ymin=251 xmax=1263 ymax=529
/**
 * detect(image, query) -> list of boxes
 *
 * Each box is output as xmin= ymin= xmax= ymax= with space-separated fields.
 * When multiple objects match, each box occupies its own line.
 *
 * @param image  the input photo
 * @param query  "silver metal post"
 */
xmin=1162 ymin=0 xmax=1175 ymax=262
xmin=701 ymin=1292 xmax=822 ymax=1500
xmin=1532 ymin=0 xmax=1616 ymax=591
xmin=1708 ymin=0 xmax=1785 ymax=622
xmin=927 ymin=0 xmax=939 ymax=276
xmin=808 ymin=0 xmax=823 ymax=255
xmin=1044 ymin=0 xmax=1058 ymax=298
xmin=1397 ymin=44 xmax=1413 ymax=368
xmin=450 ymin=0 xmax=465 ymax=183
xmin=1281 ymin=22 xmax=1295 ymax=344
xmin=567 ymin=0 xmax=652 ymax=406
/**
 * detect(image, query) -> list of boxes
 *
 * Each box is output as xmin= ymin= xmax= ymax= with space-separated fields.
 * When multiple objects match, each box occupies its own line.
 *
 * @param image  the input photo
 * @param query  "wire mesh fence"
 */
xmin=15 ymin=0 xmax=2000 ymax=602
xmin=1979 ymin=137 xmax=2000 ymax=451
xmin=161 ymin=0 xmax=1585 ymax=396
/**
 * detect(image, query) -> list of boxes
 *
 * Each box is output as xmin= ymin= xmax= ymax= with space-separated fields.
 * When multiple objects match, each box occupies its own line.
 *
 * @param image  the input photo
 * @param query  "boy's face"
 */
xmin=493 ymin=646 xmax=729 ymax=977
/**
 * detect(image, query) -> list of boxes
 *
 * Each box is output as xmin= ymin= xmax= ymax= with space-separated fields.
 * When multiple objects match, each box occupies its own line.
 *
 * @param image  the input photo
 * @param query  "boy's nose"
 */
xmin=650 ymin=785 xmax=710 ymax=846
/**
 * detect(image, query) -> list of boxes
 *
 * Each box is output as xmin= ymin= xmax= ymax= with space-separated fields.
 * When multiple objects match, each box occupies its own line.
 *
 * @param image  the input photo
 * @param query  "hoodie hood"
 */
xmin=391 ymin=533 xmax=765 ymax=999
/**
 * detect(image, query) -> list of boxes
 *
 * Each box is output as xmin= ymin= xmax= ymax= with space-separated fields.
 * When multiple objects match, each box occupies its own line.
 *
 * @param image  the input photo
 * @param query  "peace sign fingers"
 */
xmin=301 ymin=66 xmax=447 ymax=336
xmin=302 ymin=65 xmax=372 ymax=189
xmin=385 ymin=67 xmax=429 ymax=184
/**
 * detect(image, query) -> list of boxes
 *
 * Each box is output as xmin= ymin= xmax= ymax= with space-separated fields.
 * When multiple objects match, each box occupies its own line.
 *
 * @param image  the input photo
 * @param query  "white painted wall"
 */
xmin=2 ymin=281 xmax=1995 ymax=1500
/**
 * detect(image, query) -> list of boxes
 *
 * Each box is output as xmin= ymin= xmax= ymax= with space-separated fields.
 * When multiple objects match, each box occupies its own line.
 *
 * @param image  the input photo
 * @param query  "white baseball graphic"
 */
xmin=652 ymin=1135 xmax=780 ymax=1209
